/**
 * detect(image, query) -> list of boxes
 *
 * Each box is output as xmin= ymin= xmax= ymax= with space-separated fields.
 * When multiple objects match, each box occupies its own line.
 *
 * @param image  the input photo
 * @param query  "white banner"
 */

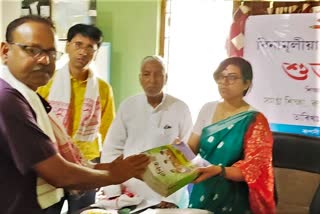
xmin=244 ymin=14 xmax=320 ymax=137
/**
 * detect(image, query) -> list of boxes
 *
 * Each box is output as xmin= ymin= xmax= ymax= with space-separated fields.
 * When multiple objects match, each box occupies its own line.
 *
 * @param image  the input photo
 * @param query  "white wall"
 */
xmin=0 ymin=0 xmax=21 ymax=42
xmin=166 ymin=0 xmax=233 ymax=120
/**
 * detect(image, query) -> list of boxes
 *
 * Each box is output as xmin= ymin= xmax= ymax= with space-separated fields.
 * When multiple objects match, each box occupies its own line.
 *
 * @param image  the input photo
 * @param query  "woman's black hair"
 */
xmin=213 ymin=57 xmax=253 ymax=96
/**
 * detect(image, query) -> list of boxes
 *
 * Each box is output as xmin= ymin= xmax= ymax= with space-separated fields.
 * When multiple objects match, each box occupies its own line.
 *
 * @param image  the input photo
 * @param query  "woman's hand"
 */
xmin=171 ymin=137 xmax=182 ymax=145
xmin=193 ymin=165 xmax=222 ymax=183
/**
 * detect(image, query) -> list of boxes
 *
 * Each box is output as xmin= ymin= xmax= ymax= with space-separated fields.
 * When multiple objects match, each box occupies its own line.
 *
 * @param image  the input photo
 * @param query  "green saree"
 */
xmin=189 ymin=110 xmax=258 ymax=214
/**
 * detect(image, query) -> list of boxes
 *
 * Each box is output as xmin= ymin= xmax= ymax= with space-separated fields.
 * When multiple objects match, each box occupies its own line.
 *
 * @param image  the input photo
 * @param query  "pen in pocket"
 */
xmin=163 ymin=124 xmax=172 ymax=129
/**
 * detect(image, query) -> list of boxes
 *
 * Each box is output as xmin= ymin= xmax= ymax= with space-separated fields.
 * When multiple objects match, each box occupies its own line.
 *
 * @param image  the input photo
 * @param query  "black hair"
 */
xmin=6 ymin=15 xmax=55 ymax=43
xmin=213 ymin=57 xmax=253 ymax=96
xmin=67 ymin=24 xmax=103 ymax=47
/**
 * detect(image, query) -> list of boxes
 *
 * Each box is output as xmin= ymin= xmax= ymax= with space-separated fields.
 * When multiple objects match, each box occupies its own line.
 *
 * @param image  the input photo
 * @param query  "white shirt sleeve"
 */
xmin=101 ymin=103 xmax=128 ymax=163
xmin=178 ymin=103 xmax=193 ymax=143
xmin=193 ymin=102 xmax=217 ymax=135
xmin=161 ymin=102 xmax=192 ymax=205
xmin=101 ymin=103 xmax=127 ymax=198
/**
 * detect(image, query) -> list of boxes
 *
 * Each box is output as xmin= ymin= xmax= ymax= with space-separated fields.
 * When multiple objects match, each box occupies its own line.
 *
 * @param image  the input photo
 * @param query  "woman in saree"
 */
xmin=187 ymin=57 xmax=275 ymax=214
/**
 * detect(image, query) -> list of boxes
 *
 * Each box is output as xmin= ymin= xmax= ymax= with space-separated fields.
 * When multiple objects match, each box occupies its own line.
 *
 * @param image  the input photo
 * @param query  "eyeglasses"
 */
xmin=8 ymin=42 xmax=63 ymax=61
xmin=140 ymin=71 xmax=164 ymax=79
xmin=214 ymin=74 xmax=242 ymax=84
xmin=70 ymin=42 xmax=98 ymax=54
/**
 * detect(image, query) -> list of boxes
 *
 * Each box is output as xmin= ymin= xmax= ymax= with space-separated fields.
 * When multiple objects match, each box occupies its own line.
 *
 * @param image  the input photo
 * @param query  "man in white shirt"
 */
xmin=101 ymin=55 xmax=193 ymax=209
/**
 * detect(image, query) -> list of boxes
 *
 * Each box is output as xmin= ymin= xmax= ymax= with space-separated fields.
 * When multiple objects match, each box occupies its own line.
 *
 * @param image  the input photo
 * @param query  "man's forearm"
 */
xmin=35 ymin=154 xmax=118 ymax=190
xmin=93 ymin=162 xmax=111 ymax=171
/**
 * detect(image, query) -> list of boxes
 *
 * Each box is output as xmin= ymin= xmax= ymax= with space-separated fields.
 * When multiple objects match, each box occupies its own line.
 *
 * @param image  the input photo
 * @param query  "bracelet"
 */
xmin=219 ymin=165 xmax=226 ymax=177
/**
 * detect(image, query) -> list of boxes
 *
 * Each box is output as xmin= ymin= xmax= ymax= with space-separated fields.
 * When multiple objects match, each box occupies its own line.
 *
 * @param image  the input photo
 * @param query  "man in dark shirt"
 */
xmin=0 ymin=15 xmax=149 ymax=214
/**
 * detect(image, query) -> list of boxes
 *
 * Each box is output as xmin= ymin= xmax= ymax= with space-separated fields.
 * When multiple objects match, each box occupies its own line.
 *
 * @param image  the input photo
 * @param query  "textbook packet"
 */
xmin=141 ymin=143 xmax=199 ymax=197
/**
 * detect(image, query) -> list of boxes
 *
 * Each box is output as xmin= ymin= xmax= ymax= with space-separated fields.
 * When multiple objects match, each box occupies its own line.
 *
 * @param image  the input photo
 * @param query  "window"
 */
xmin=162 ymin=0 xmax=233 ymax=120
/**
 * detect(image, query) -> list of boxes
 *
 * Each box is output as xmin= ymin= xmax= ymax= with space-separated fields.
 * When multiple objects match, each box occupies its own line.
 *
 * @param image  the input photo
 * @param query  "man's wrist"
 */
xmin=93 ymin=162 xmax=111 ymax=171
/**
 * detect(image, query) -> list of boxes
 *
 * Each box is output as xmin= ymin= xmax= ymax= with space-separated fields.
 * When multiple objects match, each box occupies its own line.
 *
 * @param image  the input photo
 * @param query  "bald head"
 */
xmin=5 ymin=15 xmax=55 ymax=43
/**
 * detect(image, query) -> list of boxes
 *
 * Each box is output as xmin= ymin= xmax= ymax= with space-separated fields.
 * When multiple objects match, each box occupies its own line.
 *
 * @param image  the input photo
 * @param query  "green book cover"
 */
xmin=141 ymin=144 xmax=198 ymax=197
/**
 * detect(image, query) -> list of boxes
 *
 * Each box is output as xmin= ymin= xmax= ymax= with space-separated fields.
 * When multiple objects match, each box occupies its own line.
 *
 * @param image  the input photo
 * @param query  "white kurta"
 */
xmin=101 ymin=93 xmax=193 ymax=208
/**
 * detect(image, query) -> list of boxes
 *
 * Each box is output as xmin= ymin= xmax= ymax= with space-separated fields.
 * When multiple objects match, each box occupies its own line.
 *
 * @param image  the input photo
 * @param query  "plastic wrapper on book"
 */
xmin=141 ymin=143 xmax=199 ymax=197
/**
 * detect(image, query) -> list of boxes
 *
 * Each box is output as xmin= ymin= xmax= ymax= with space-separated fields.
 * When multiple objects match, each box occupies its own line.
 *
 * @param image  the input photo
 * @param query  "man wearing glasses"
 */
xmin=0 ymin=15 xmax=149 ymax=214
xmin=37 ymin=24 xmax=116 ymax=212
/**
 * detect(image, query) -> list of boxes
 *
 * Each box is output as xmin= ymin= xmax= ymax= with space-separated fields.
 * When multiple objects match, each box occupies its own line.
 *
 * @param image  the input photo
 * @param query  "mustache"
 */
xmin=32 ymin=65 xmax=51 ymax=72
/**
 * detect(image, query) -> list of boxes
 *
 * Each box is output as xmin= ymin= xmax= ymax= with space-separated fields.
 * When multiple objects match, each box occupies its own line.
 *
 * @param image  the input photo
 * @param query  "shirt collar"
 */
xmin=69 ymin=69 xmax=93 ymax=84
xmin=37 ymin=93 xmax=52 ymax=113
xmin=144 ymin=93 xmax=167 ymax=112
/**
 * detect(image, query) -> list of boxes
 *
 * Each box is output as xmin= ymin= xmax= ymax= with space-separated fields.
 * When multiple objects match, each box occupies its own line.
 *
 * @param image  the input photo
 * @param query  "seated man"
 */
xmin=101 ymin=55 xmax=193 ymax=209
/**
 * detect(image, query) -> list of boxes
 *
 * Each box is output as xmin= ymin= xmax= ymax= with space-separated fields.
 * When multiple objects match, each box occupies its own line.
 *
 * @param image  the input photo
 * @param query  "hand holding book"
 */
xmin=172 ymin=138 xmax=211 ymax=167
xmin=107 ymin=154 xmax=150 ymax=184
